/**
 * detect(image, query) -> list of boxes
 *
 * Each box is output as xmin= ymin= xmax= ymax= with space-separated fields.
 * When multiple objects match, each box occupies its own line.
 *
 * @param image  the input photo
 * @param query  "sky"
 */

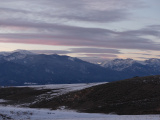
xmin=0 ymin=0 xmax=160 ymax=63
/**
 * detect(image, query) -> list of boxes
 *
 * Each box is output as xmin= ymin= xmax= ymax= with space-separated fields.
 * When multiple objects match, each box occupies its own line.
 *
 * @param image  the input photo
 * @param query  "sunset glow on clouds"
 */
xmin=0 ymin=0 xmax=160 ymax=62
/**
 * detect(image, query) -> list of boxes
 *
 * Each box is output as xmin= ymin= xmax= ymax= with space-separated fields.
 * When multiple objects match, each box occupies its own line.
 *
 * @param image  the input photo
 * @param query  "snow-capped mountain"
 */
xmin=0 ymin=50 xmax=34 ymax=61
xmin=100 ymin=58 xmax=160 ymax=81
xmin=0 ymin=50 xmax=109 ymax=86
xmin=0 ymin=50 xmax=35 ymax=61
xmin=101 ymin=58 xmax=137 ymax=71
xmin=0 ymin=50 xmax=160 ymax=86
xmin=101 ymin=58 xmax=160 ymax=71
xmin=14 ymin=49 xmax=35 ymax=55
xmin=145 ymin=58 xmax=160 ymax=66
xmin=0 ymin=49 xmax=34 ymax=56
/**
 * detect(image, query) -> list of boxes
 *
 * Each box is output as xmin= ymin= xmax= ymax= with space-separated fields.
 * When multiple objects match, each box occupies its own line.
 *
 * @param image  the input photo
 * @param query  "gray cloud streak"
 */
xmin=30 ymin=50 xmax=71 ymax=55
xmin=0 ymin=0 xmax=144 ymax=24
xmin=70 ymin=48 xmax=121 ymax=54
xmin=0 ymin=23 xmax=160 ymax=51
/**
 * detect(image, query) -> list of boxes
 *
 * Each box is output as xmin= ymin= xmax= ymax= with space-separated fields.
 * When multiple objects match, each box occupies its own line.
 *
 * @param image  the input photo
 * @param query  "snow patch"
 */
xmin=0 ymin=99 xmax=9 ymax=103
xmin=68 ymin=57 xmax=75 ymax=61
xmin=24 ymin=82 xmax=37 ymax=85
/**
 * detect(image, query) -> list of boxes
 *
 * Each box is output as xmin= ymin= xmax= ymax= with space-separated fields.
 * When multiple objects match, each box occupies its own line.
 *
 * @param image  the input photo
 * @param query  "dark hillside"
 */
xmin=30 ymin=75 xmax=160 ymax=115
xmin=0 ymin=87 xmax=52 ymax=106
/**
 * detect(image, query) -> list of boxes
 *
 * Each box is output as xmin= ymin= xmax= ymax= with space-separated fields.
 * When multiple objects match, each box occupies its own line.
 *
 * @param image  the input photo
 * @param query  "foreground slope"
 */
xmin=31 ymin=75 xmax=160 ymax=115
xmin=0 ymin=83 xmax=103 ymax=107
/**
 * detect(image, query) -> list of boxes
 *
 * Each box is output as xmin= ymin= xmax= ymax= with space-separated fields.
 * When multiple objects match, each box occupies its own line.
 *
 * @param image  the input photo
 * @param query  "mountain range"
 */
xmin=0 ymin=50 xmax=110 ymax=86
xmin=101 ymin=58 xmax=160 ymax=71
xmin=101 ymin=58 xmax=160 ymax=78
xmin=0 ymin=50 xmax=160 ymax=86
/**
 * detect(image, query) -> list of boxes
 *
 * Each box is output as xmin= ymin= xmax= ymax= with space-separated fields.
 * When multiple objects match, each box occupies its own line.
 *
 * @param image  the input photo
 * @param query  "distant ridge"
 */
xmin=0 ymin=50 xmax=109 ymax=86
xmin=0 ymin=50 xmax=160 ymax=86
xmin=100 ymin=58 xmax=160 ymax=78
xmin=101 ymin=58 xmax=160 ymax=71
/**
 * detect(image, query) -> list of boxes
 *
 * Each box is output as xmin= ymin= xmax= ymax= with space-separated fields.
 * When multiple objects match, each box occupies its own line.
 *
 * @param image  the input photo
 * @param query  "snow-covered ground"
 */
xmin=0 ymin=99 xmax=8 ymax=103
xmin=0 ymin=105 xmax=160 ymax=120
xmin=23 ymin=82 xmax=106 ymax=91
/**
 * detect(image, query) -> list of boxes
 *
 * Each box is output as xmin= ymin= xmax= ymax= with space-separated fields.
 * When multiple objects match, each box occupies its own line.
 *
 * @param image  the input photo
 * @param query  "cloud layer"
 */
xmin=0 ymin=0 xmax=159 ymax=62
xmin=0 ymin=24 xmax=159 ymax=51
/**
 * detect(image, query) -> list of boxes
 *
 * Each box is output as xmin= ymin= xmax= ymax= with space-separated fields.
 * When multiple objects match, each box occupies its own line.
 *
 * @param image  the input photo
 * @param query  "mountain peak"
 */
xmin=101 ymin=58 xmax=136 ymax=71
xmin=0 ymin=50 xmax=35 ymax=61
xmin=13 ymin=49 xmax=34 ymax=55
xmin=101 ymin=58 xmax=160 ymax=71
xmin=145 ymin=58 xmax=160 ymax=65
xmin=0 ymin=50 xmax=34 ymax=56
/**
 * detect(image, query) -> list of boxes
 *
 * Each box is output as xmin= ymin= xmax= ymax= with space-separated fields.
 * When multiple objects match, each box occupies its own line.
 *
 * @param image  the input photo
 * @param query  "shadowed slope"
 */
xmin=30 ymin=75 xmax=160 ymax=115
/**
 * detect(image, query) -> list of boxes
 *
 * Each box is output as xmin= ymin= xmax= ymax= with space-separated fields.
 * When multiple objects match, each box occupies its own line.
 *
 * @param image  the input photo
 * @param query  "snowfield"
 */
xmin=25 ymin=82 xmax=106 ymax=91
xmin=0 ymin=106 xmax=160 ymax=120
xmin=1 ymin=83 xmax=160 ymax=120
